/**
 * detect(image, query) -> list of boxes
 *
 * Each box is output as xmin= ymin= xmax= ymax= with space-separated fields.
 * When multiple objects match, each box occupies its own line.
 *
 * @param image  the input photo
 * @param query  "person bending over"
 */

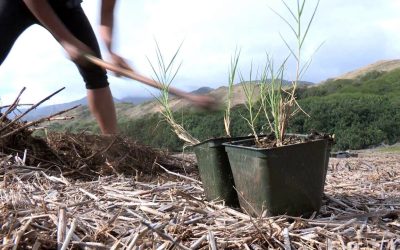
xmin=0 ymin=0 xmax=131 ymax=134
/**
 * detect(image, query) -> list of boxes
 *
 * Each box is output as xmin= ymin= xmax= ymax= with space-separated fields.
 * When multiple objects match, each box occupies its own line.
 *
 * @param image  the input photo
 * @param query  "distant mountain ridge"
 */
xmin=190 ymin=87 xmax=214 ymax=94
xmin=333 ymin=59 xmax=400 ymax=80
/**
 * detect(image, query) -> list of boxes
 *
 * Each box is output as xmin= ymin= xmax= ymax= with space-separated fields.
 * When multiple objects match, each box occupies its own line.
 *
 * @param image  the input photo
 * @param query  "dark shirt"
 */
xmin=48 ymin=0 xmax=83 ymax=8
xmin=66 ymin=0 xmax=83 ymax=8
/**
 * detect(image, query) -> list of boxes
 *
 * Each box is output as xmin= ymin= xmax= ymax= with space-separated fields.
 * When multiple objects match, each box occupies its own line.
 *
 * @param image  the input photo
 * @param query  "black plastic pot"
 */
xmin=193 ymin=137 xmax=245 ymax=207
xmin=223 ymin=136 xmax=332 ymax=216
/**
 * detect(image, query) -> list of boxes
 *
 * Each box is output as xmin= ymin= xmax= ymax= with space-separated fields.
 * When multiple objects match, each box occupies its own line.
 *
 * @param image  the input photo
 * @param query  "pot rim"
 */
xmin=192 ymin=135 xmax=259 ymax=149
xmin=223 ymin=133 xmax=332 ymax=152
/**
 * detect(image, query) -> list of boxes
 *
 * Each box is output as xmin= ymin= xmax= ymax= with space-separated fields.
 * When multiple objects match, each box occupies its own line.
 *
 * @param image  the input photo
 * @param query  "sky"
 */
xmin=0 ymin=0 xmax=399 ymax=105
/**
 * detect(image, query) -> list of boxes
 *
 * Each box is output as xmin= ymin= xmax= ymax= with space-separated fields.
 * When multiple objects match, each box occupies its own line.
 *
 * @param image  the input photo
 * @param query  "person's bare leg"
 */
xmin=87 ymin=86 xmax=117 ymax=135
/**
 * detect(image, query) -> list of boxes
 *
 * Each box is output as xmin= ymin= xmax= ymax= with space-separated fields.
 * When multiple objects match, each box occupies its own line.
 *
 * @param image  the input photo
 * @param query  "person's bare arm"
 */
xmin=99 ymin=0 xmax=115 ymax=53
xmin=23 ymin=0 xmax=91 ymax=63
xmin=99 ymin=0 xmax=132 ymax=71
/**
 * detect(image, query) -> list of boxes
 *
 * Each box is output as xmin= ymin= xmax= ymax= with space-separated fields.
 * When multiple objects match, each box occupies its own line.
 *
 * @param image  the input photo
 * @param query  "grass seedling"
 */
xmin=259 ymin=55 xmax=288 ymax=146
xmin=261 ymin=0 xmax=320 ymax=146
xmin=224 ymin=49 xmax=241 ymax=137
xmin=147 ymin=41 xmax=199 ymax=146
xmin=240 ymin=63 xmax=262 ymax=143
xmin=272 ymin=0 xmax=321 ymax=82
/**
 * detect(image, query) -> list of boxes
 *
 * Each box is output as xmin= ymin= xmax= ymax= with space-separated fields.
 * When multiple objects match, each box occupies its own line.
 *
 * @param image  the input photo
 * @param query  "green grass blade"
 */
xmin=281 ymin=0 xmax=298 ymax=23
xmin=280 ymin=34 xmax=299 ymax=61
xmin=270 ymin=6 xmax=298 ymax=36
xmin=166 ymin=41 xmax=184 ymax=73
xmin=300 ymin=0 xmax=320 ymax=48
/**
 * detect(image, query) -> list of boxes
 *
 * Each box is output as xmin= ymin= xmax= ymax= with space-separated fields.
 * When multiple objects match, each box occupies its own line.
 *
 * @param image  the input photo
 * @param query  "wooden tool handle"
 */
xmin=84 ymin=54 xmax=192 ymax=100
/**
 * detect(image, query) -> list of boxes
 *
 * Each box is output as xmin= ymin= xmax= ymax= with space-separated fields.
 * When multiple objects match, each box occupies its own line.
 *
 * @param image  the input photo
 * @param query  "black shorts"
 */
xmin=0 ymin=0 xmax=109 ymax=89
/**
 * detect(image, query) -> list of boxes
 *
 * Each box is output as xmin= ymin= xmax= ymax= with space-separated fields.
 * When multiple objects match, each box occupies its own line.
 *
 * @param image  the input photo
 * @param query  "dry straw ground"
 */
xmin=0 ymin=90 xmax=399 ymax=249
xmin=1 ymin=146 xmax=399 ymax=249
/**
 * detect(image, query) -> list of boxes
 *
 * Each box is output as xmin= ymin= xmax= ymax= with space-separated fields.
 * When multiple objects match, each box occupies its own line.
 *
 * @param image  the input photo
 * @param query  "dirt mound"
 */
xmin=1 ymin=109 xmax=196 ymax=181
xmin=2 ymin=130 xmax=195 ymax=179
xmin=46 ymin=132 xmax=193 ymax=178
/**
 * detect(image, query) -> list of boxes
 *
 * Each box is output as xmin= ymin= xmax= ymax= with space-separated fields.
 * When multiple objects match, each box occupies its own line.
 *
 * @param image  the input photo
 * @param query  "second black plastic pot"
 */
xmin=223 ymin=135 xmax=332 ymax=216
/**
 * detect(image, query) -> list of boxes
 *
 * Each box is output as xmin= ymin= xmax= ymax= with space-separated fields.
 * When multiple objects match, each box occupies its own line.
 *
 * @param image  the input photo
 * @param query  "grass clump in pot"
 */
xmin=243 ymin=0 xmax=321 ymax=147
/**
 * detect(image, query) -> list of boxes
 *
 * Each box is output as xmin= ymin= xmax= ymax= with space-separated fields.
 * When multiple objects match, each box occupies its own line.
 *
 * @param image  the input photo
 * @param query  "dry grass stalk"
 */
xmin=0 ymin=87 xmax=78 ymax=150
xmin=0 ymin=87 xmax=65 ymax=134
xmin=0 ymin=105 xmax=78 ymax=140
xmin=60 ymin=218 xmax=77 ymax=250
xmin=0 ymin=87 xmax=26 ymax=124
xmin=162 ymin=114 xmax=199 ymax=145
xmin=57 ymin=207 xmax=67 ymax=250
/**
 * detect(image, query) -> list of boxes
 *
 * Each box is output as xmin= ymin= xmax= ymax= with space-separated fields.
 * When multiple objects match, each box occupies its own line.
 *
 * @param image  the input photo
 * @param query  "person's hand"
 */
xmin=60 ymin=39 xmax=93 ymax=66
xmin=188 ymin=94 xmax=220 ymax=110
xmin=109 ymin=52 xmax=134 ymax=76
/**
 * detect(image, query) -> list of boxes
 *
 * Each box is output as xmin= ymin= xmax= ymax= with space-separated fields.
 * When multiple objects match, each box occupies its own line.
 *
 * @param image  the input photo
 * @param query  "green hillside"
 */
xmin=48 ymin=68 xmax=400 ymax=151
xmin=298 ymin=69 xmax=400 ymax=102
xmin=291 ymin=69 xmax=400 ymax=149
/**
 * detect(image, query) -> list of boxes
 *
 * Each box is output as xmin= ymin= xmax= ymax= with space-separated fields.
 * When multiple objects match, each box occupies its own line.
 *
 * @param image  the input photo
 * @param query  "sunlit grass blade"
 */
xmin=269 ymin=6 xmax=297 ymax=36
xmin=224 ymin=48 xmax=241 ymax=137
xmin=259 ymin=56 xmax=274 ymax=132
xmin=280 ymin=33 xmax=298 ymax=61
xmin=300 ymin=0 xmax=320 ymax=48
xmin=299 ymin=40 xmax=325 ymax=79
xmin=298 ymin=0 xmax=306 ymax=17
xmin=239 ymin=63 xmax=262 ymax=143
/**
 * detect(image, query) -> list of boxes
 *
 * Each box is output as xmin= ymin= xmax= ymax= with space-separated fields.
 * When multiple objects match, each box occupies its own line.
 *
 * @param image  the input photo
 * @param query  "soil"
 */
xmin=255 ymin=131 xmax=335 ymax=149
